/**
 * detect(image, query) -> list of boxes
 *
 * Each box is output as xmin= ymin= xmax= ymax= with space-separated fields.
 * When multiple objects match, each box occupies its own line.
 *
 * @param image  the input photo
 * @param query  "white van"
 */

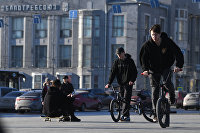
xmin=0 ymin=87 xmax=17 ymax=97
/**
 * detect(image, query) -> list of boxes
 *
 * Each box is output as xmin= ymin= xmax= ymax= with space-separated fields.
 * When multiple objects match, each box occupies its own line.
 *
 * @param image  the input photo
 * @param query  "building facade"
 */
xmin=0 ymin=0 xmax=107 ymax=89
xmin=164 ymin=0 xmax=200 ymax=92
xmin=0 ymin=0 xmax=199 ymax=92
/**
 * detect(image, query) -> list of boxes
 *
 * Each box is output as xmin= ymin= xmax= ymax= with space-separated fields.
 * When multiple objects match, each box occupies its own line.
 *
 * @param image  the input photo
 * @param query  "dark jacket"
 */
xmin=42 ymin=83 xmax=48 ymax=102
xmin=60 ymin=82 xmax=75 ymax=115
xmin=43 ymin=86 xmax=63 ymax=117
xmin=108 ymin=53 xmax=138 ymax=86
xmin=60 ymin=82 xmax=74 ymax=96
xmin=139 ymin=32 xmax=184 ymax=73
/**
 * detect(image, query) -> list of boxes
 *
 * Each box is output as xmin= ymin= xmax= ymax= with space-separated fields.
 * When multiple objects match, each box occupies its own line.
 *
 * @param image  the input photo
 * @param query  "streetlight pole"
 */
xmin=52 ymin=16 xmax=55 ymax=78
xmin=3 ymin=16 xmax=7 ymax=69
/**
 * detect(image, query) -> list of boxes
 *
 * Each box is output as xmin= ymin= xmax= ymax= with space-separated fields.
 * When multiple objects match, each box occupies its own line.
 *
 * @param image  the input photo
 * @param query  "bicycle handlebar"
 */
xmin=141 ymin=71 xmax=153 ymax=75
xmin=141 ymin=69 xmax=182 ymax=76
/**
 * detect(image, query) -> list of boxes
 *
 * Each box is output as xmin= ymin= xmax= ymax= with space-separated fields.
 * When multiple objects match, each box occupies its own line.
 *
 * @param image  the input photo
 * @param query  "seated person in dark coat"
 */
xmin=60 ymin=75 xmax=81 ymax=122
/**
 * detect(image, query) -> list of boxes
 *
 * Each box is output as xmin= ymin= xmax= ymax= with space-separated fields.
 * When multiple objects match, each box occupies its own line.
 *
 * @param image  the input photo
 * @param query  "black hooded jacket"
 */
xmin=108 ymin=54 xmax=138 ymax=86
xmin=139 ymin=32 xmax=184 ymax=73
xmin=60 ymin=82 xmax=74 ymax=96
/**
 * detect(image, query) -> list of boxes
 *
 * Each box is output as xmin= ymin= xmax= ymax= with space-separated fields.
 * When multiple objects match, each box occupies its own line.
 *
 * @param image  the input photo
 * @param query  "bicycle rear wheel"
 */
xmin=156 ymin=98 xmax=170 ymax=128
xmin=110 ymin=99 xmax=121 ymax=122
xmin=142 ymin=103 xmax=155 ymax=123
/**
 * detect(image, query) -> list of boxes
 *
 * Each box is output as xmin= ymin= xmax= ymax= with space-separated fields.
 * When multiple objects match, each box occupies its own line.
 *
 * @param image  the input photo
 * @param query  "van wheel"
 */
xmin=184 ymin=107 xmax=188 ymax=110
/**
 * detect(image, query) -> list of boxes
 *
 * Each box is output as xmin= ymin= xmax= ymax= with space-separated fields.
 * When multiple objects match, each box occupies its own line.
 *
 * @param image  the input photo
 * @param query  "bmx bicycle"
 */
xmin=141 ymin=69 xmax=181 ymax=128
xmin=108 ymin=85 xmax=155 ymax=122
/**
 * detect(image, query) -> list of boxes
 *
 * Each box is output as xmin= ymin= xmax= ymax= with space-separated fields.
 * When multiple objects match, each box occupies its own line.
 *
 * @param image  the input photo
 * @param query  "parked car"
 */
xmin=131 ymin=89 xmax=152 ymax=107
xmin=15 ymin=90 xmax=42 ymax=113
xmin=0 ymin=87 xmax=17 ymax=97
xmin=73 ymin=91 xmax=102 ymax=111
xmin=77 ymin=88 xmax=114 ymax=106
xmin=0 ymin=91 xmax=26 ymax=111
xmin=175 ymin=91 xmax=187 ymax=108
xmin=166 ymin=90 xmax=187 ymax=108
xmin=183 ymin=92 xmax=200 ymax=110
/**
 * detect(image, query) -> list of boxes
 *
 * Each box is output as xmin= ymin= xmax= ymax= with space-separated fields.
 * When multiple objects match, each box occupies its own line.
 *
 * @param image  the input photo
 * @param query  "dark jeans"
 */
xmin=149 ymin=69 xmax=175 ymax=111
xmin=61 ymin=97 xmax=75 ymax=117
xmin=120 ymin=84 xmax=133 ymax=117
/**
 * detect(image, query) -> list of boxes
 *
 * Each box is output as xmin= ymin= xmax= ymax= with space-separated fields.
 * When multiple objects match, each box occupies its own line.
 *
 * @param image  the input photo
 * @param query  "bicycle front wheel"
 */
xmin=110 ymin=99 xmax=121 ymax=122
xmin=156 ymin=98 xmax=170 ymax=128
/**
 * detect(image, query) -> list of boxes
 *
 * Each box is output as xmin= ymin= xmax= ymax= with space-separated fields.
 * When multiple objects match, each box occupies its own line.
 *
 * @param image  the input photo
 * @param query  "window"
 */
xmin=175 ymin=20 xmax=186 ymax=41
xmin=35 ymin=45 xmax=47 ymax=68
xmin=175 ymin=9 xmax=188 ymax=41
xmin=111 ymin=44 xmax=124 ymax=63
xmin=83 ymin=16 xmax=92 ymax=38
xmin=60 ymin=16 xmax=72 ymax=38
xmin=11 ymin=46 xmax=23 ymax=67
xmin=112 ymin=15 xmax=124 ymax=37
xmin=59 ymin=45 xmax=72 ymax=67
xmin=93 ymin=45 xmax=100 ymax=67
xmin=32 ymin=73 xmax=47 ymax=89
xmin=83 ymin=45 xmax=91 ymax=67
xmin=35 ymin=17 xmax=47 ymax=38
xmin=34 ymin=75 xmax=42 ymax=89
xmin=94 ymin=75 xmax=98 ymax=89
xmin=12 ymin=17 xmax=24 ymax=39
xmin=94 ymin=16 xmax=100 ymax=37
xmin=175 ymin=9 xmax=187 ymax=18
xmin=83 ymin=75 xmax=90 ymax=88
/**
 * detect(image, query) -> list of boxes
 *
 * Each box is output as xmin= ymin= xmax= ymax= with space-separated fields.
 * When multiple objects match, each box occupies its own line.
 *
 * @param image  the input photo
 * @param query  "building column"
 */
xmin=0 ymin=18 xmax=3 ymax=68
xmin=47 ymin=16 xmax=58 ymax=76
xmin=0 ymin=16 xmax=9 ymax=68
xmin=24 ymin=17 xmax=33 ymax=68
xmin=77 ymin=13 xmax=83 ymax=88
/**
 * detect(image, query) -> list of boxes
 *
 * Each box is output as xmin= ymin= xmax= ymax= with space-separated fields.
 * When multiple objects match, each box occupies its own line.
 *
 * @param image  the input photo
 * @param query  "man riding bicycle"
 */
xmin=105 ymin=47 xmax=137 ymax=122
xmin=139 ymin=24 xmax=184 ymax=122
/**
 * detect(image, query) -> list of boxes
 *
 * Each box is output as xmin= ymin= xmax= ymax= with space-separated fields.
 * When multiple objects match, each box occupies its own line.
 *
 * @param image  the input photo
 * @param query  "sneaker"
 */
xmin=71 ymin=116 xmax=81 ymax=122
xmin=153 ymin=116 xmax=158 ymax=122
xmin=120 ymin=116 xmax=130 ymax=122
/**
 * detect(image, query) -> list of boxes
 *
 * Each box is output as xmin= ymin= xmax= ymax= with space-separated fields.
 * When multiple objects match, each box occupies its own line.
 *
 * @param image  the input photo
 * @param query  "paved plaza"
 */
xmin=0 ymin=109 xmax=200 ymax=133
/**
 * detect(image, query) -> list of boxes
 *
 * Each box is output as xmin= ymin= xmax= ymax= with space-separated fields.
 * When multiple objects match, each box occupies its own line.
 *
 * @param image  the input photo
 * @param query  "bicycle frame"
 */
xmin=110 ymin=85 xmax=141 ymax=112
xmin=141 ymin=70 xmax=172 ymax=128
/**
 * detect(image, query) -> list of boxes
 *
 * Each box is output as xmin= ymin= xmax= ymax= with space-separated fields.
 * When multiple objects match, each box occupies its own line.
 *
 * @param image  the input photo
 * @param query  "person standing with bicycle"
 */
xmin=139 ymin=24 xmax=184 ymax=122
xmin=105 ymin=47 xmax=138 ymax=122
